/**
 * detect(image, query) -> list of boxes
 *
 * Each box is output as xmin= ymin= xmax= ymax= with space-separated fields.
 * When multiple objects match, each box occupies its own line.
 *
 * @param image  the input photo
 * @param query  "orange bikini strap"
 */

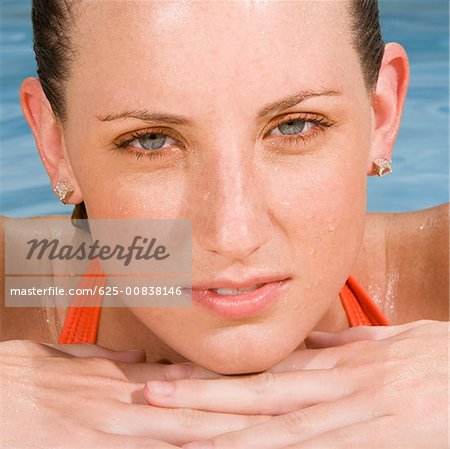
xmin=57 ymin=259 xmax=105 ymax=344
xmin=340 ymin=275 xmax=390 ymax=327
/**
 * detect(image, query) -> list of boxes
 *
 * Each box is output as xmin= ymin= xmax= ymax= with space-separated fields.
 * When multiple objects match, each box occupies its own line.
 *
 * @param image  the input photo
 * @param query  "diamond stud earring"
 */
xmin=372 ymin=158 xmax=392 ymax=177
xmin=53 ymin=180 xmax=74 ymax=204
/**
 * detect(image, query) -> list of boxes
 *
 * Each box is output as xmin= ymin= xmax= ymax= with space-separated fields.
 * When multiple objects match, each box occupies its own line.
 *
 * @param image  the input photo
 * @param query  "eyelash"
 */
xmin=112 ymin=127 xmax=177 ymax=161
xmin=266 ymin=113 xmax=334 ymax=147
xmin=111 ymin=113 xmax=335 ymax=161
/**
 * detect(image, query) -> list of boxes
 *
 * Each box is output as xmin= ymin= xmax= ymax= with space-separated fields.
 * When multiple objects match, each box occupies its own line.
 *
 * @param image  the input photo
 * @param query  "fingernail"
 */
xmin=164 ymin=362 xmax=194 ymax=380
xmin=145 ymin=380 xmax=175 ymax=396
xmin=182 ymin=441 xmax=214 ymax=449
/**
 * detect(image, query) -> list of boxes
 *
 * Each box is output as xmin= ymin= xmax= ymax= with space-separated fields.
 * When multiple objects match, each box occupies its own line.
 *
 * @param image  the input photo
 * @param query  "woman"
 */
xmin=1 ymin=0 xmax=448 ymax=447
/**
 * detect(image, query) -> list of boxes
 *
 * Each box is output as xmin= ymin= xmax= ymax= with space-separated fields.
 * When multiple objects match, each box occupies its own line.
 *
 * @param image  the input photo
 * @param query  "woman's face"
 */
xmin=63 ymin=0 xmax=373 ymax=373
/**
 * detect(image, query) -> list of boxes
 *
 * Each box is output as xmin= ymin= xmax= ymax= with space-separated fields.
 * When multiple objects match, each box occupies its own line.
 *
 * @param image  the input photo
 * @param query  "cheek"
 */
xmin=268 ymin=135 xmax=369 ymax=281
xmin=72 ymin=155 xmax=189 ymax=219
xmin=95 ymin=174 xmax=187 ymax=219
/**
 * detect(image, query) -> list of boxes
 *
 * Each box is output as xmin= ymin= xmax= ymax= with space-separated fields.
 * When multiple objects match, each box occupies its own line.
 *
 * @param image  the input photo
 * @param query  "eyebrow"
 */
xmin=96 ymin=89 xmax=341 ymax=125
xmin=96 ymin=110 xmax=194 ymax=126
xmin=256 ymin=89 xmax=341 ymax=118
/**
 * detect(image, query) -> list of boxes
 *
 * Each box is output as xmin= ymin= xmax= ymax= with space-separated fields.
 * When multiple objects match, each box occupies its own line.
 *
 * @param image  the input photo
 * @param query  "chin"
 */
xmin=198 ymin=355 xmax=282 ymax=375
xmin=176 ymin=324 xmax=303 ymax=375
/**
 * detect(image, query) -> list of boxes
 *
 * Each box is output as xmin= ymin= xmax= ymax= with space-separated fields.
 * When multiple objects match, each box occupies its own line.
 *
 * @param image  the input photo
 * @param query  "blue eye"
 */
xmin=270 ymin=119 xmax=316 ymax=137
xmin=278 ymin=119 xmax=305 ymax=135
xmin=131 ymin=132 xmax=175 ymax=150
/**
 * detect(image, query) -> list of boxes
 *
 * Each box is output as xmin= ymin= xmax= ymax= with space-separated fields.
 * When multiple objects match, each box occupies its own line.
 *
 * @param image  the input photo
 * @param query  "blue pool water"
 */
xmin=0 ymin=0 xmax=448 ymax=216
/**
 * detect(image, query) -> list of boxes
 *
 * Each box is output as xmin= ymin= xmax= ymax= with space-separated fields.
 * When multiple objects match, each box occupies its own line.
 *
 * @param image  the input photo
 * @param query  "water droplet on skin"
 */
xmin=274 ymin=166 xmax=279 ymax=171
xmin=419 ymin=224 xmax=424 ymax=230
xmin=282 ymin=200 xmax=291 ymax=207
xmin=385 ymin=271 xmax=399 ymax=317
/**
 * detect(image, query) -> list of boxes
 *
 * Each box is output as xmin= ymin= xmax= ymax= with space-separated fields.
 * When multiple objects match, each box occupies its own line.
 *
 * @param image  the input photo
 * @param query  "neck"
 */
xmin=95 ymin=305 xmax=189 ymax=364
xmin=314 ymin=293 xmax=351 ymax=333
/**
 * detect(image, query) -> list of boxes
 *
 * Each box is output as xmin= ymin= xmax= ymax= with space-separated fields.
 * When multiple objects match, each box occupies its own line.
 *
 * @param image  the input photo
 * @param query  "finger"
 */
xmin=144 ymin=369 xmax=352 ymax=414
xmin=81 ymin=398 xmax=270 ymax=445
xmin=284 ymin=416 xmax=395 ymax=449
xmin=113 ymin=361 xmax=221 ymax=384
xmin=90 ymin=430 xmax=182 ymax=448
xmin=181 ymin=393 xmax=389 ymax=449
xmin=41 ymin=343 xmax=219 ymax=383
xmin=306 ymin=320 xmax=434 ymax=348
xmin=43 ymin=342 xmax=220 ymax=382
xmin=164 ymin=362 xmax=223 ymax=380
xmin=40 ymin=342 xmax=147 ymax=363
xmin=115 ymin=362 xmax=179 ymax=383
xmin=42 ymin=342 xmax=218 ymax=382
xmin=268 ymin=347 xmax=343 ymax=372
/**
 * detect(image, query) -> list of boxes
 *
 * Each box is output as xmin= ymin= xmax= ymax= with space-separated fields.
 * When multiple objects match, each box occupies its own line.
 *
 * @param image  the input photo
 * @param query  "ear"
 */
xmin=19 ymin=77 xmax=83 ymax=204
xmin=367 ymin=42 xmax=410 ymax=175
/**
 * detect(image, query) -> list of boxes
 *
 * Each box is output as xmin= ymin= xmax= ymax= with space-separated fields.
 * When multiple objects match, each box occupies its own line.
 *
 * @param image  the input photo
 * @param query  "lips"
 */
xmin=209 ymin=283 xmax=264 ymax=295
xmin=186 ymin=275 xmax=292 ymax=319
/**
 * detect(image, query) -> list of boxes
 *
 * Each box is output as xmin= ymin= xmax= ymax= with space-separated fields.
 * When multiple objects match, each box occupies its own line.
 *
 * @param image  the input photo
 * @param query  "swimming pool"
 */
xmin=0 ymin=0 xmax=448 ymax=216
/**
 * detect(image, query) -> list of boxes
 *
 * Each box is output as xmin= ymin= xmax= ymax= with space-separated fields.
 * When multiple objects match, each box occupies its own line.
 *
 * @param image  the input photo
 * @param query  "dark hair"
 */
xmin=31 ymin=0 xmax=385 ymax=220
xmin=349 ymin=0 xmax=385 ymax=90
xmin=31 ymin=0 xmax=77 ymax=121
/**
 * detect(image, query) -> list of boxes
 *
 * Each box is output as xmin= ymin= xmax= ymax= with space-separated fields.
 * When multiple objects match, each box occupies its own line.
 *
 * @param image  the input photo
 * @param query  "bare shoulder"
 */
xmin=386 ymin=203 xmax=449 ymax=322
xmin=0 ymin=214 xmax=69 ymax=342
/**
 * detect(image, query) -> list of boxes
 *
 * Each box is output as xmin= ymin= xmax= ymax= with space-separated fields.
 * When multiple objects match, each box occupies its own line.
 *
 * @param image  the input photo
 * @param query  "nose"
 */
xmin=191 ymin=147 xmax=272 ymax=262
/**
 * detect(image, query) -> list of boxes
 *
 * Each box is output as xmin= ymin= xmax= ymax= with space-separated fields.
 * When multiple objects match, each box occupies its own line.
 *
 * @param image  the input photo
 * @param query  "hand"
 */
xmin=141 ymin=320 xmax=448 ymax=448
xmin=0 ymin=339 xmax=268 ymax=447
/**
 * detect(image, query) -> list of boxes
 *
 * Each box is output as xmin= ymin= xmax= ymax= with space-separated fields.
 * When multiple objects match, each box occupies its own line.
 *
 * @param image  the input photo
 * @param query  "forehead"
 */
xmin=68 ymin=0 xmax=360 ymax=116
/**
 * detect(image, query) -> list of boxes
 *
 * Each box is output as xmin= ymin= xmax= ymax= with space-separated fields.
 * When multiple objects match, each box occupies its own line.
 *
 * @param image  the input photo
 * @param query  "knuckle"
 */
xmin=384 ymin=337 xmax=417 ymax=359
xmin=246 ymin=371 xmax=276 ymax=395
xmin=334 ymin=425 xmax=359 ymax=445
xmin=79 ymin=356 xmax=127 ymax=379
xmin=86 ymin=373 xmax=125 ymax=390
xmin=177 ymin=406 xmax=205 ymax=429
xmin=82 ymin=356 xmax=114 ymax=368
xmin=77 ymin=426 xmax=118 ymax=446
xmin=280 ymin=409 xmax=311 ymax=436
xmin=344 ymin=338 xmax=376 ymax=353
xmin=103 ymin=358 xmax=130 ymax=379
xmin=89 ymin=399 xmax=132 ymax=433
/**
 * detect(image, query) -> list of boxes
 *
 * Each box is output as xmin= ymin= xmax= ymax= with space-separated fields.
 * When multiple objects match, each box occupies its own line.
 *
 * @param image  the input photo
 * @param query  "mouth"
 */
xmin=209 ymin=284 xmax=264 ymax=295
xmin=184 ymin=276 xmax=292 ymax=319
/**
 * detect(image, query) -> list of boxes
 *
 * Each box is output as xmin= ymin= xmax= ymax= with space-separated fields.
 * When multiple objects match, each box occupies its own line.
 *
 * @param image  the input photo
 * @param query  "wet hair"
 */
xmin=31 ymin=0 xmax=385 ymax=220
xmin=31 ymin=0 xmax=75 ymax=121
xmin=349 ymin=0 xmax=385 ymax=90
